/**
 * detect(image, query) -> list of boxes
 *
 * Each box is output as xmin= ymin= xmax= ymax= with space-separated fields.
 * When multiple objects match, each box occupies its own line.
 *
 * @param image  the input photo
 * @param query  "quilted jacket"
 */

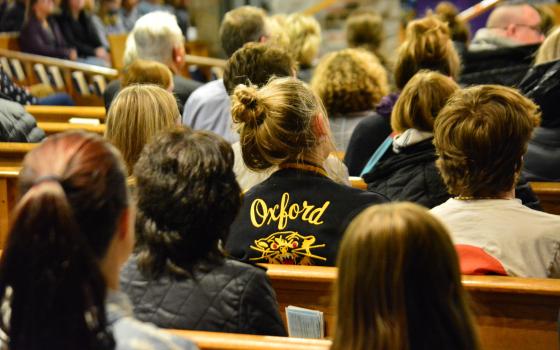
xmin=120 ymin=255 xmax=287 ymax=336
xmin=0 ymin=98 xmax=45 ymax=142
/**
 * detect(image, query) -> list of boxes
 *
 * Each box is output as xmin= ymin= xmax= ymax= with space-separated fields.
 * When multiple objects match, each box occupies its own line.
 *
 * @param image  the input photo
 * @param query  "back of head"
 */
xmin=284 ymin=13 xmax=321 ymax=67
xmin=0 ymin=131 xmax=129 ymax=350
xmin=394 ymin=15 xmax=460 ymax=90
xmin=223 ymin=42 xmax=296 ymax=95
xmin=391 ymin=70 xmax=459 ymax=133
xmin=125 ymin=11 xmax=183 ymax=65
xmin=105 ymin=84 xmax=180 ymax=174
xmin=311 ymin=48 xmax=388 ymax=114
xmin=122 ymin=59 xmax=173 ymax=89
xmin=486 ymin=4 xmax=544 ymax=45
xmin=434 ymin=85 xmax=541 ymax=197
xmin=535 ymin=26 xmax=560 ymax=65
xmin=133 ymin=128 xmax=240 ymax=279
xmin=219 ymin=6 xmax=268 ymax=57
xmin=231 ymin=77 xmax=324 ymax=170
xmin=435 ymin=1 xmax=470 ymax=44
xmin=332 ymin=202 xmax=479 ymax=350
xmin=345 ymin=9 xmax=384 ymax=54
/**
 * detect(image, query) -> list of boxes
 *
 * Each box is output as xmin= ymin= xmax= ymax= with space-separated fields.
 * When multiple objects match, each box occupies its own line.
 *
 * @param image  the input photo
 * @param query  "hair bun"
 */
xmin=231 ymin=84 xmax=267 ymax=125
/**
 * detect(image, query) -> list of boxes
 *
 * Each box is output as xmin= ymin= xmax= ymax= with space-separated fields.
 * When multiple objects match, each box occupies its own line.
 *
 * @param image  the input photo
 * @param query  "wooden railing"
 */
xmin=263 ymin=264 xmax=560 ymax=350
xmin=530 ymin=182 xmax=560 ymax=215
xmin=25 ymin=105 xmax=106 ymax=123
xmin=167 ymin=330 xmax=330 ymax=350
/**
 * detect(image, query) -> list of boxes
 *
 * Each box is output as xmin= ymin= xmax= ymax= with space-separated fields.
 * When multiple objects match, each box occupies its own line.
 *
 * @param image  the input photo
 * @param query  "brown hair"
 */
xmin=105 ymin=84 xmax=179 ymax=174
xmin=219 ymin=6 xmax=268 ymax=57
xmin=434 ymin=85 xmax=541 ymax=197
xmin=345 ymin=9 xmax=385 ymax=61
xmin=284 ymin=13 xmax=321 ymax=67
xmin=122 ymin=59 xmax=173 ymax=90
xmin=223 ymin=42 xmax=296 ymax=95
xmin=434 ymin=2 xmax=470 ymax=44
xmin=0 ymin=131 xmax=129 ymax=350
xmin=535 ymin=26 xmax=560 ymax=65
xmin=332 ymin=202 xmax=479 ymax=350
xmin=394 ymin=16 xmax=460 ymax=90
xmin=391 ymin=70 xmax=459 ymax=133
xmin=311 ymin=48 xmax=388 ymax=114
xmin=231 ymin=77 xmax=328 ymax=171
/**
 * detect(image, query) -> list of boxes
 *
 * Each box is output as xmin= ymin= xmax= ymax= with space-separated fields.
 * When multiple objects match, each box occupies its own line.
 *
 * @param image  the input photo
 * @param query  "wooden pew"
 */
xmin=0 ymin=167 xmax=19 ymax=246
xmin=167 ymin=330 xmax=330 ymax=350
xmin=0 ymin=143 xmax=36 ymax=167
xmin=262 ymin=264 xmax=560 ymax=350
xmin=25 ymin=105 xmax=106 ymax=123
xmin=530 ymin=182 xmax=560 ymax=215
xmin=0 ymin=32 xmax=19 ymax=51
xmin=37 ymin=122 xmax=105 ymax=136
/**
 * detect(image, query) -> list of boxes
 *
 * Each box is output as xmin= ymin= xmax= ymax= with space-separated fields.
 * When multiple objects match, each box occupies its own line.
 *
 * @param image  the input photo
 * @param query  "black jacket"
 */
xmin=460 ymin=44 xmax=539 ymax=87
xmin=0 ymin=98 xmax=45 ymax=142
xmin=120 ymin=256 xmax=287 ymax=336
xmin=0 ymin=1 xmax=25 ymax=32
xmin=363 ymin=139 xmax=541 ymax=210
xmin=56 ymin=10 xmax=103 ymax=58
xmin=519 ymin=59 xmax=560 ymax=182
xmin=226 ymin=167 xmax=387 ymax=266
xmin=103 ymin=76 xmax=201 ymax=114
xmin=19 ymin=16 xmax=73 ymax=59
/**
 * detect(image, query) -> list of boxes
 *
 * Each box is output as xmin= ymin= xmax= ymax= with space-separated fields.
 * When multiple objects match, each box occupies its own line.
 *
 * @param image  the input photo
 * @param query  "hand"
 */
xmin=68 ymin=49 xmax=78 ymax=61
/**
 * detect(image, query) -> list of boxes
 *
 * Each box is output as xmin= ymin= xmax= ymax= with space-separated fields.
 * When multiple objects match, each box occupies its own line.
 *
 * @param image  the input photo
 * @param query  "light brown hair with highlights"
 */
xmin=332 ymin=202 xmax=479 ymax=350
xmin=122 ymin=59 xmax=173 ymax=90
xmin=394 ymin=16 xmax=460 ymax=90
xmin=285 ymin=13 xmax=321 ymax=67
xmin=311 ymin=48 xmax=388 ymax=114
xmin=105 ymin=84 xmax=180 ymax=174
xmin=434 ymin=85 xmax=541 ymax=197
xmin=346 ymin=9 xmax=385 ymax=60
xmin=391 ymin=70 xmax=459 ymax=133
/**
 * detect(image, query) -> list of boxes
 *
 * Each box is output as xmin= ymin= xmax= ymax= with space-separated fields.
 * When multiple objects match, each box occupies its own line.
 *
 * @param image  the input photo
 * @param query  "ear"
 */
xmin=505 ymin=23 xmax=516 ymax=37
xmin=312 ymin=113 xmax=328 ymax=138
xmin=259 ymin=35 xmax=268 ymax=43
xmin=172 ymin=45 xmax=185 ymax=66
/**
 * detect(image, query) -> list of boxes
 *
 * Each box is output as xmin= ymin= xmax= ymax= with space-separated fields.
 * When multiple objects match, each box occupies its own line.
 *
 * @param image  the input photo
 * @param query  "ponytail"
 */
xmin=0 ymin=179 xmax=114 ymax=349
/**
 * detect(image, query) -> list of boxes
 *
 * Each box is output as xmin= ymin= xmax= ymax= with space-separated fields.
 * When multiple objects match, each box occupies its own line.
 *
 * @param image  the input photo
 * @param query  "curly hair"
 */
xmin=434 ymin=85 xmax=541 ymax=197
xmin=394 ymin=16 xmax=460 ymax=90
xmin=311 ymin=48 xmax=388 ymax=114
xmin=223 ymin=42 xmax=296 ymax=95
xmin=285 ymin=13 xmax=321 ymax=67
xmin=133 ymin=128 xmax=241 ymax=279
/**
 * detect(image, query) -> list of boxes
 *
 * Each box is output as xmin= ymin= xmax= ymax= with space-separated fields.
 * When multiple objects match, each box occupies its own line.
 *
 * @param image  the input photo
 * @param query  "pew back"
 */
xmin=530 ymin=182 xmax=560 ymax=215
xmin=262 ymin=264 xmax=560 ymax=350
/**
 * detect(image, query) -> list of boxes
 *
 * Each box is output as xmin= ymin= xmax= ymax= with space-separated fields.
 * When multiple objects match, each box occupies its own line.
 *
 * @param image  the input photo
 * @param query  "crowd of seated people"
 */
xmin=2 ymin=1 xmax=560 ymax=349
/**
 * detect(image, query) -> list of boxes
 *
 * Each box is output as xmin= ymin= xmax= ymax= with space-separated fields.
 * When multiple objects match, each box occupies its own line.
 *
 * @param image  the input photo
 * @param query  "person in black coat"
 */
xmin=120 ymin=128 xmax=286 ymax=336
xmin=56 ymin=0 xmax=110 ymax=66
xmin=19 ymin=0 xmax=77 ymax=60
xmin=0 ymin=98 xmax=45 ymax=142
xmin=363 ymin=71 xmax=541 ymax=210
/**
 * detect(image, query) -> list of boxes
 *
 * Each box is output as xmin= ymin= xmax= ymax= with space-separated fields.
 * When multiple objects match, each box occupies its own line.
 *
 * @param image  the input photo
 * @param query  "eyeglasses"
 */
xmin=490 ymin=23 xmax=543 ymax=35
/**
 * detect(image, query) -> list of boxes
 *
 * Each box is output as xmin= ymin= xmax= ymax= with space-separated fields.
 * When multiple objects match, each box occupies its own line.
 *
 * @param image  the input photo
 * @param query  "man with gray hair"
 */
xmin=461 ymin=3 xmax=544 ymax=86
xmin=103 ymin=11 xmax=201 ymax=112
xmin=182 ymin=6 xmax=268 ymax=143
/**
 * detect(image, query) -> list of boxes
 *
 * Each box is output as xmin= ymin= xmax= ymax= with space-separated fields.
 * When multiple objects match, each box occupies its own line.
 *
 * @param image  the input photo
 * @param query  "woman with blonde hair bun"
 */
xmin=225 ymin=77 xmax=387 ymax=266
xmin=105 ymin=84 xmax=180 ymax=174
xmin=333 ymin=202 xmax=479 ymax=350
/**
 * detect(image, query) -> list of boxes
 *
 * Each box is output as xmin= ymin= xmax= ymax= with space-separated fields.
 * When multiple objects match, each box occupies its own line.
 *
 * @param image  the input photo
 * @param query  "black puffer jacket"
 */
xmin=120 ymin=255 xmax=287 ymax=336
xmin=0 ymin=98 xmax=45 ymax=142
xmin=519 ymin=59 xmax=560 ymax=181
xmin=460 ymin=44 xmax=539 ymax=87
xmin=362 ymin=139 xmax=542 ymax=210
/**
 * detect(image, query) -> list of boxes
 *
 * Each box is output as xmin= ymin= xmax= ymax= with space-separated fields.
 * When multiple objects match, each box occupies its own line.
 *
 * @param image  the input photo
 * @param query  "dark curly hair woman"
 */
xmin=119 ymin=127 xmax=287 ymax=336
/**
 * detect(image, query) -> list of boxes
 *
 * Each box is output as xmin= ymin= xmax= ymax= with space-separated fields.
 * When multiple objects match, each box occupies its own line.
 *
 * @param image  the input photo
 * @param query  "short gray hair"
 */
xmin=124 ymin=11 xmax=184 ymax=66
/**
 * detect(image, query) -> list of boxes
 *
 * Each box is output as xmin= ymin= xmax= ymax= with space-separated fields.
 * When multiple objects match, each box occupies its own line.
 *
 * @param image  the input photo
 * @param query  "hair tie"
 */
xmin=33 ymin=175 xmax=62 ymax=186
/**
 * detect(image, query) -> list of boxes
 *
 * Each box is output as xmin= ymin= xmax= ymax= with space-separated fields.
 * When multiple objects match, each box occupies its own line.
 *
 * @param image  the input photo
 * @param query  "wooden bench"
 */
xmin=0 ymin=166 xmax=19 ymax=246
xmin=25 ymin=105 xmax=106 ymax=123
xmin=262 ymin=264 xmax=560 ymax=350
xmin=530 ymin=182 xmax=560 ymax=215
xmin=37 ymin=122 xmax=105 ymax=136
xmin=167 ymin=330 xmax=330 ymax=350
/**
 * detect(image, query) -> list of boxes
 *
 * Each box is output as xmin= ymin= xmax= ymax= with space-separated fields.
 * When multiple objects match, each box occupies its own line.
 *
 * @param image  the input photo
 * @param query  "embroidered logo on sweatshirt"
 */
xmin=250 ymin=231 xmax=326 ymax=265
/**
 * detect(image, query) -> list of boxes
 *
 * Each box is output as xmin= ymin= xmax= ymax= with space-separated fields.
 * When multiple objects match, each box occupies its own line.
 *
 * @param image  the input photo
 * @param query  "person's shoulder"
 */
xmin=173 ymin=75 xmax=203 ymax=91
xmin=222 ymin=258 xmax=266 ymax=276
xmin=186 ymin=79 xmax=226 ymax=104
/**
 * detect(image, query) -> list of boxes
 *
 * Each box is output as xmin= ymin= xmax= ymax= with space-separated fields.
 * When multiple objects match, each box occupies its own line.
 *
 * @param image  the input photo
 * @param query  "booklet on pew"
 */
xmin=285 ymin=306 xmax=324 ymax=339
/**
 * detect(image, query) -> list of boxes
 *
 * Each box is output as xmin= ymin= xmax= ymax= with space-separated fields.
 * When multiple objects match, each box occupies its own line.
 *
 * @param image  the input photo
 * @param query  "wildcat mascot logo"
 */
xmin=250 ymin=231 xmax=326 ymax=265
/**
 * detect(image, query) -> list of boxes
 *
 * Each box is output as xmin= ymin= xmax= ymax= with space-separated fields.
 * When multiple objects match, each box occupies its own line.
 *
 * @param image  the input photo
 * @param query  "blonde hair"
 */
xmin=105 ymin=85 xmax=180 ymax=174
xmin=391 ymin=71 xmax=459 ymax=133
xmin=535 ymin=26 xmax=560 ymax=65
xmin=231 ymin=77 xmax=329 ymax=171
xmin=285 ymin=13 xmax=321 ymax=67
xmin=311 ymin=48 xmax=388 ymax=114
xmin=395 ymin=16 xmax=460 ymax=90
xmin=122 ymin=59 xmax=173 ymax=89
xmin=434 ymin=85 xmax=541 ymax=197
xmin=266 ymin=14 xmax=291 ymax=51
xmin=332 ymin=202 xmax=479 ymax=350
